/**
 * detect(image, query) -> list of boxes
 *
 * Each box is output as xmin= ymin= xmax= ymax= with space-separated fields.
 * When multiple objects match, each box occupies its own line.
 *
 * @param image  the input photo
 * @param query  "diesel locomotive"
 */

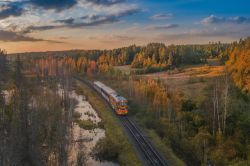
xmin=93 ymin=81 xmax=128 ymax=115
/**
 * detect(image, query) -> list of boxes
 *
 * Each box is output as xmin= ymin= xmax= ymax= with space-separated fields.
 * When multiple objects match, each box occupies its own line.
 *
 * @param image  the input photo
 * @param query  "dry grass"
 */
xmin=145 ymin=64 xmax=224 ymax=79
xmin=114 ymin=65 xmax=144 ymax=75
xmin=114 ymin=61 xmax=225 ymax=104
xmin=143 ymin=62 xmax=225 ymax=104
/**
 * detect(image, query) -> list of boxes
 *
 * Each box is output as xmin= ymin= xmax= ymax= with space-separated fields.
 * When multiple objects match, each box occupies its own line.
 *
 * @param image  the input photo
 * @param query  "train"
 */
xmin=93 ymin=81 xmax=128 ymax=115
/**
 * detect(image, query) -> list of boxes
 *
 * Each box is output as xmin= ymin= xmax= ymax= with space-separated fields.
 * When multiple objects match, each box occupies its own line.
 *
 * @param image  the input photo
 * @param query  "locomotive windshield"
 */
xmin=120 ymin=101 xmax=127 ymax=106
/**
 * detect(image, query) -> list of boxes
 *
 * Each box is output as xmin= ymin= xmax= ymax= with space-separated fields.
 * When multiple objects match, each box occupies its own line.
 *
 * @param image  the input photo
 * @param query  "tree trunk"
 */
xmin=216 ymin=80 xmax=221 ymax=133
xmin=212 ymin=86 xmax=216 ymax=136
xmin=223 ymin=74 xmax=229 ymax=134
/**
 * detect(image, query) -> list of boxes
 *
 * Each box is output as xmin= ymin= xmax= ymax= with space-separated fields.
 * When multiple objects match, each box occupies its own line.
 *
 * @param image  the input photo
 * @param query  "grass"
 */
xmin=75 ymin=79 xmax=142 ymax=166
xmin=77 ymin=119 xmax=98 ymax=130
xmin=73 ymin=111 xmax=99 ymax=130
xmin=114 ymin=65 xmax=131 ymax=75
xmin=143 ymin=63 xmax=225 ymax=104
xmin=114 ymin=65 xmax=144 ymax=75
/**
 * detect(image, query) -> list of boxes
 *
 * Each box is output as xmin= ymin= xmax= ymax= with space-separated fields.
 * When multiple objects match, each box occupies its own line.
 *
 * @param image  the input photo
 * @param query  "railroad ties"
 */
xmin=120 ymin=117 xmax=168 ymax=166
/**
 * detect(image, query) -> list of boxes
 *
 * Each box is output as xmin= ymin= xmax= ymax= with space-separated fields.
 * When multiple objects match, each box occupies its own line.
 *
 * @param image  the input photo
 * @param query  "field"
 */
xmin=114 ymin=65 xmax=143 ymax=75
xmin=143 ymin=63 xmax=225 ymax=104
xmin=114 ymin=59 xmax=225 ymax=105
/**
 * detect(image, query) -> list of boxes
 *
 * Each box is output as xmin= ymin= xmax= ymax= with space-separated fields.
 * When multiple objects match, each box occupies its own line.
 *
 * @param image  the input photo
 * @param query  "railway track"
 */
xmin=74 ymin=76 xmax=168 ymax=166
xmin=120 ymin=116 xmax=168 ymax=166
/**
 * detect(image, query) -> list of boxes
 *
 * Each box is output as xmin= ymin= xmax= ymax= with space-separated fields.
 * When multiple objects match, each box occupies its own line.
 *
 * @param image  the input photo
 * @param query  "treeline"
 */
xmin=17 ymin=45 xmax=140 ymax=77
xmin=10 ymin=45 xmax=140 ymax=65
xmin=11 ymin=42 xmax=232 ymax=75
xmin=131 ymin=43 xmax=229 ymax=73
xmin=0 ymin=52 xmax=76 ymax=165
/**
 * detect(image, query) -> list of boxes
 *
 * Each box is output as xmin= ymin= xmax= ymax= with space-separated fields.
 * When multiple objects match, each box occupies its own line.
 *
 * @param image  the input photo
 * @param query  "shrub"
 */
xmin=181 ymin=99 xmax=197 ymax=112
xmin=77 ymin=119 xmax=97 ymax=130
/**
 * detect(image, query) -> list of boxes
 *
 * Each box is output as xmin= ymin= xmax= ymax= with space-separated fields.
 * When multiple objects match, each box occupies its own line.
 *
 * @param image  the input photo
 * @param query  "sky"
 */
xmin=0 ymin=0 xmax=250 ymax=53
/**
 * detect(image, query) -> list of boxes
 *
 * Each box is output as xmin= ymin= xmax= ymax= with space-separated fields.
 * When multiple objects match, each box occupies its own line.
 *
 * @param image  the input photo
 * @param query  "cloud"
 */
xmin=0 ymin=0 xmax=140 ymax=44
xmin=229 ymin=16 xmax=250 ymax=24
xmin=201 ymin=15 xmax=250 ymax=25
xmin=155 ymin=27 xmax=250 ymax=42
xmin=23 ymin=15 xmax=119 ymax=32
xmin=58 ymin=36 xmax=70 ymax=39
xmin=116 ymin=7 xmax=140 ymax=17
xmin=55 ymin=17 xmax=74 ymax=24
xmin=0 ymin=29 xmax=63 ymax=43
xmin=1 ymin=0 xmax=78 ymax=13
xmin=22 ymin=7 xmax=140 ymax=33
xmin=0 ymin=2 xmax=24 ymax=19
xmin=146 ymin=24 xmax=179 ymax=30
xmin=88 ymin=34 xmax=136 ymax=43
xmin=84 ymin=0 xmax=125 ymax=6
xmin=0 ymin=0 xmax=78 ymax=21
xmin=22 ymin=25 xmax=60 ymax=34
xmin=29 ymin=0 xmax=78 ymax=11
xmin=150 ymin=13 xmax=173 ymax=20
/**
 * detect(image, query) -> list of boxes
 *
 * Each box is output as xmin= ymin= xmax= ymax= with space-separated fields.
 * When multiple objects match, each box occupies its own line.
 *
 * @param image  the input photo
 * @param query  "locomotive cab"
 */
xmin=116 ymin=99 xmax=128 ymax=115
xmin=110 ymin=94 xmax=128 ymax=115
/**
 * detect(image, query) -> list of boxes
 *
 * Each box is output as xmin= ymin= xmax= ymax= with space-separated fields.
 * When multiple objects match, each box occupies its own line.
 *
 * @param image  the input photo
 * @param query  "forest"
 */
xmin=11 ymin=41 xmax=229 ymax=73
xmin=0 ymin=52 xmax=78 ymax=165
xmin=1 ymin=37 xmax=250 ymax=166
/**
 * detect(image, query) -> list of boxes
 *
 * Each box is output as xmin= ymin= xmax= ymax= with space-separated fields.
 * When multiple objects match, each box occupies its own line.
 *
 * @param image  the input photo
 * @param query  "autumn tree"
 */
xmin=226 ymin=37 xmax=250 ymax=93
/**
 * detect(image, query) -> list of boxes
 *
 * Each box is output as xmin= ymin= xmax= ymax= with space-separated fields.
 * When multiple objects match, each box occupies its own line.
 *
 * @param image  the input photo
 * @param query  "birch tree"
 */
xmin=223 ymin=73 xmax=229 ymax=134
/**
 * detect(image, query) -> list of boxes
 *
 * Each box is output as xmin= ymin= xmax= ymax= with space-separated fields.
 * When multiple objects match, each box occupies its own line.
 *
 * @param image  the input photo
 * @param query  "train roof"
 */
xmin=110 ymin=93 xmax=127 ymax=102
xmin=94 ymin=81 xmax=116 ymax=95
xmin=94 ymin=81 xmax=127 ymax=102
xmin=93 ymin=81 xmax=105 ymax=88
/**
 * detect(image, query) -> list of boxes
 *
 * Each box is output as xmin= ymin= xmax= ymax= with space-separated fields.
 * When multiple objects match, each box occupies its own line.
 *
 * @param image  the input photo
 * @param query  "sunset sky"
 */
xmin=0 ymin=0 xmax=250 ymax=53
